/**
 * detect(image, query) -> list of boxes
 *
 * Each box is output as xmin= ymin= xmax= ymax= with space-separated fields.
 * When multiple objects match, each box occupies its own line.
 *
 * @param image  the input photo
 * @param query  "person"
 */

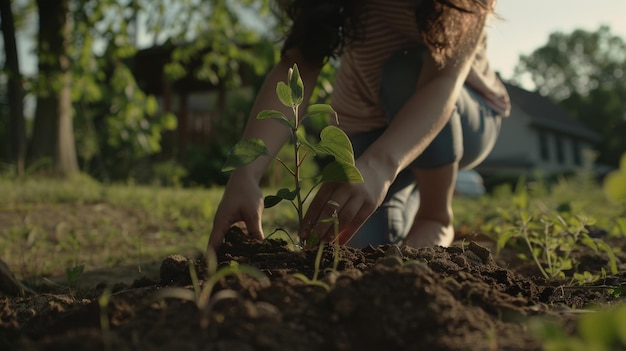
xmin=208 ymin=0 xmax=510 ymax=249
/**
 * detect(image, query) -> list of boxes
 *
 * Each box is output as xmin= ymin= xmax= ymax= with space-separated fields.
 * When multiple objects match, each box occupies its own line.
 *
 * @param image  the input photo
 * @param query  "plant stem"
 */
xmin=332 ymin=213 xmax=340 ymax=271
xmin=292 ymin=130 xmax=304 ymax=235
xmin=291 ymin=103 xmax=305 ymax=242
xmin=521 ymin=219 xmax=550 ymax=280
xmin=313 ymin=242 xmax=324 ymax=281
xmin=543 ymin=222 xmax=554 ymax=278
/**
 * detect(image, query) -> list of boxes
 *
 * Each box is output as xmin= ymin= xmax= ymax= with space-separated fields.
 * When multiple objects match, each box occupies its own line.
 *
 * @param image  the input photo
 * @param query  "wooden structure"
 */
xmin=131 ymin=45 xmax=256 ymax=156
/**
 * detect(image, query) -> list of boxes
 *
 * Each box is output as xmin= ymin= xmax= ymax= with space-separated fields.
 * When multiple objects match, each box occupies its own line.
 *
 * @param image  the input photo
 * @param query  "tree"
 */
xmin=513 ymin=26 xmax=626 ymax=167
xmin=13 ymin=0 xmax=283 ymax=181
xmin=28 ymin=0 xmax=79 ymax=175
xmin=0 ymin=0 xmax=26 ymax=174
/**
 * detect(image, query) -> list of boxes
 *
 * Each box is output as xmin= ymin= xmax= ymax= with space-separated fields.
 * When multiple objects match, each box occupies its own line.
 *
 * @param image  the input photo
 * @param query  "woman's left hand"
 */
xmin=299 ymin=160 xmax=394 ymax=245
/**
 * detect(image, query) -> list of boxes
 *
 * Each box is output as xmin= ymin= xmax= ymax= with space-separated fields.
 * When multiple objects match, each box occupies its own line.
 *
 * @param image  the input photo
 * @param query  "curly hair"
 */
xmin=279 ymin=0 xmax=366 ymax=65
xmin=280 ymin=0 xmax=492 ymax=66
xmin=416 ymin=0 xmax=491 ymax=65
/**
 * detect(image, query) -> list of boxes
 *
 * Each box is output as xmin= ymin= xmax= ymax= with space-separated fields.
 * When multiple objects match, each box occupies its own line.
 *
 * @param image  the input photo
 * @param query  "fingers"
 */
xmin=300 ymin=183 xmax=376 ymax=244
xmin=208 ymin=217 xmax=230 ymax=250
xmin=299 ymin=184 xmax=339 ymax=240
xmin=242 ymin=212 xmax=264 ymax=241
xmin=208 ymin=212 xmax=264 ymax=250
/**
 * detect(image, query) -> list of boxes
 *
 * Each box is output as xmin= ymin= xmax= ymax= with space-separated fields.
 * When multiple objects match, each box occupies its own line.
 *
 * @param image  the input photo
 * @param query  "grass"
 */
xmin=0 ymin=174 xmax=296 ymax=283
xmin=2 ymin=171 xmax=626 ymax=350
xmin=1 ymin=172 xmax=623 ymax=286
xmin=453 ymin=174 xmax=625 ymax=238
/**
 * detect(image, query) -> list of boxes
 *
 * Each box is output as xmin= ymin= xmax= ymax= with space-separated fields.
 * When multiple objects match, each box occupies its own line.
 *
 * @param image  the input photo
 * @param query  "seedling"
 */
xmin=64 ymin=230 xmax=85 ymax=297
xmin=493 ymin=180 xmax=618 ymax=281
xmin=265 ymin=228 xmax=299 ymax=251
xmin=293 ymin=200 xmax=342 ymax=289
xmin=65 ymin=264 xmax=85 ymax=296
xmin=151 ymin=249 xmax=269 ymax=328
xmin=222 ymin=64 xmax=363 ymax=247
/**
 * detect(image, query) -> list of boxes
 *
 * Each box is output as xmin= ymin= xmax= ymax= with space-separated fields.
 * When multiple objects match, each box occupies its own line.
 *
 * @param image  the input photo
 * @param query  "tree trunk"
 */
xmin=0 ymin=0 xmax=26 ymax=175
xmin=28 ymin=0 xmax=78 ymax=176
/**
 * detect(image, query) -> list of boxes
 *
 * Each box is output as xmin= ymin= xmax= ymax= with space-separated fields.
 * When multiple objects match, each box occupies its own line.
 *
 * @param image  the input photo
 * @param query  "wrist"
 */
xmin=356 ymin=151 xmax=399 ymax=186
xmin=228 ymin=165 xmax=263 ymax=186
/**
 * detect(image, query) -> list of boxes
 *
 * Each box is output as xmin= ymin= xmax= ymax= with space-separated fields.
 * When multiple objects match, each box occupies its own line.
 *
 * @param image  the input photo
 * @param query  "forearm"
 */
xmin=231 ymin=53 xmax=322 ymax=183
xmin=358 ymin=59 xmax=473 ymax=184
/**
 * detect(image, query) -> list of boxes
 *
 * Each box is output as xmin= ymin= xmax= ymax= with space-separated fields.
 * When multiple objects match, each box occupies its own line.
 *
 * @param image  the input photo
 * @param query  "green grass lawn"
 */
xmin=1 ymin=173 xmax=623 ymax=284
xmin=0 ymin=175 xmax=298 ymax=282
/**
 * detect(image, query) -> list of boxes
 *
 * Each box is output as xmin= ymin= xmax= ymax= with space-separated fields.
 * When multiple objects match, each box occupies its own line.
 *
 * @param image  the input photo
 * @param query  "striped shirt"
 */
xmin=331 ymin=0 xmax=511 ymax=136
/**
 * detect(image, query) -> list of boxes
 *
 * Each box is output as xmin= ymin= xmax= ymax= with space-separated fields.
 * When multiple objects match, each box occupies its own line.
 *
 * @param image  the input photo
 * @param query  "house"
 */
xmin=476 ymin=83 xmax=602 ymax=179
xmin=131 ymin=44 xmax=260 ymax=157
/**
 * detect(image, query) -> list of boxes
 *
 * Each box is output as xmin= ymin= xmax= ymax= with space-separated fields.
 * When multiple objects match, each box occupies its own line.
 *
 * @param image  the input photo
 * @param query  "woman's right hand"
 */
xmin=208 ymin=173 xmax=265 ymax=249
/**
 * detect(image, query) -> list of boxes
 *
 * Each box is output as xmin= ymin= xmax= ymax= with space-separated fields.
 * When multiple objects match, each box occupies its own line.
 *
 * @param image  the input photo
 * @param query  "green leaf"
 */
xmin=160 ymin=112 xmax=178 ymax=130
xmin=306 ymin=104 xmax=338 ymax=124
xmin=289 ymin=64 xmax=304 ymax=106
xmin=292 ymin=273 xmax=330 ymax=291
xmin=257 ymin=109 xmax=285 ymax=120
xmin=264 ymin=188 xmax=297 ymax=208
xmin=257 ymin=109 xmax=293 ymax=129
xmin=603 ymin=153 xmax=626 ymax=202
xmin=595 ymin=239 xmax=619 ymax=275
xmin=306 ymin=232 xmax=320 ymax=247
xmin=296 ymin=127 xmax=316 ymax=154
xmin=496 ymin=229 xmax=517 ymax=253
xmin=320 ymin=160 xmax=364 ymax=183
xmin=314 ymin=126 xmax=356 ymax=165
xmin=264 ymin=196 xmax=283 ymax=208
xmin=222 ymin=139 xmax=271 ymax=172
xmin=276 ymin=82 xmax=293 ymax=107
xmin=65 ymin=264 xmax=85 ymax=288
xmin=513 ymin=177 xmax=529 ymax=210
xmin=146 ymin=95 xmax=159 ymax=116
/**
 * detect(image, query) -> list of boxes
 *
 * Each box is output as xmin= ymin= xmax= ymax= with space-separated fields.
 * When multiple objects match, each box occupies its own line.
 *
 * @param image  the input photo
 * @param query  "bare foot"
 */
xmin=403 ymin=218 xmax=455 ymax=248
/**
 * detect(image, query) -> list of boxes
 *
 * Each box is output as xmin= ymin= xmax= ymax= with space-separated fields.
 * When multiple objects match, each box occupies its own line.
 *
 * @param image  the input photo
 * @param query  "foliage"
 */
xmin=70 ymin=0 xmax=180 ymax=179
xmin=222 ymin=64 xmax=363 ymax=245
xmin=603 ymin=153 xmax=626 ymax=203
xmin=603 ymin=153 xmax=626 ymax=238
xmin=8 ymin=0 xmax=280 ymax=182
xmin=0 ymin=175 xmax=227 ymax=279
xmin=513 ymin=26 xmax=626 ymax=167
xmin=482 ymin=178 xmax=618 ymax=280
xmin=65 ymin=264 xmax=85 ymax=296
xmin=151 ymin=160 xmax=188 ymax=187
xmin=531 ymin=303 xmax=626 ymax=351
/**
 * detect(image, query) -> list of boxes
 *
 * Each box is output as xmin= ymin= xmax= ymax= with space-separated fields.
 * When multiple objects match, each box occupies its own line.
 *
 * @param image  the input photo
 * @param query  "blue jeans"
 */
xmin=346 ymin=45 xmax=502 ymax=248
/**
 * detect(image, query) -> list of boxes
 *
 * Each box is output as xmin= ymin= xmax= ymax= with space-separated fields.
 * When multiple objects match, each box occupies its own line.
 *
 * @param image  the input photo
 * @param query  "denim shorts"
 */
xmin=346 ymin=45 xmax=502 ymax=247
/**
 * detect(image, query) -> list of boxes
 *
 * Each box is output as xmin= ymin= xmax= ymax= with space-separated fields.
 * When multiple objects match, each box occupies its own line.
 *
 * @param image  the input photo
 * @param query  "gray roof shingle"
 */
xmin=505 ymin=83 xmax=601 ymax=142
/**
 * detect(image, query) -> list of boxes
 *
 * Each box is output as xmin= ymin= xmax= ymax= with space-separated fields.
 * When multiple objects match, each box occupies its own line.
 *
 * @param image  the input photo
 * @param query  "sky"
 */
xmin=486 ymin=0 xmax=626 ymax=81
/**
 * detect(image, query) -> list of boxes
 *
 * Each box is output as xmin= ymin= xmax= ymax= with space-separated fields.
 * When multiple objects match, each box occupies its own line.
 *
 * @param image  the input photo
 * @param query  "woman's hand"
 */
xmin=299 ymin=159 xmax=395 ymax=245
xmin=208 ymin=173 xmax=265 ymax=249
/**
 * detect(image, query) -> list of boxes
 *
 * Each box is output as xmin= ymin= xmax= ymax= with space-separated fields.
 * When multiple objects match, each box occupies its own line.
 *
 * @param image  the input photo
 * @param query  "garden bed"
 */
xmin=1 ymin=226 xmax=625 ymax=351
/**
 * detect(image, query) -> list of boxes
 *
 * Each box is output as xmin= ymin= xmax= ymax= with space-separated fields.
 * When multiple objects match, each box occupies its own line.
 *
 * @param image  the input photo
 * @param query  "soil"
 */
xmin=2 ymin=226 xmax=625 ymax=351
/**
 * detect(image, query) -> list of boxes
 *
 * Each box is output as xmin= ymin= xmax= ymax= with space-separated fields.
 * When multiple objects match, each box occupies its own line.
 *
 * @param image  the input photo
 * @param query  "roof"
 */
xmin=131 ymin=44 xmax=256 ymax=95
xmin=504 ymin=83 xmax=602 ymax=143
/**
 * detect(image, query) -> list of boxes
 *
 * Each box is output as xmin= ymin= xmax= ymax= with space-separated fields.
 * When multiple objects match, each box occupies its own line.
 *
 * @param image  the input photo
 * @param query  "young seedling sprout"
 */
xmin=151 ymin=249 xmax=269 ymax=328
xmin=222 ymin=64 xmax=363 ymax=247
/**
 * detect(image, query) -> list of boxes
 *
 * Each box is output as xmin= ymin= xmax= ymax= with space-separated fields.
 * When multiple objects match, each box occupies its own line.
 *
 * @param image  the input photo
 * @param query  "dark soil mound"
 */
xmin=2 ymin=227 xmax=623 ymax=351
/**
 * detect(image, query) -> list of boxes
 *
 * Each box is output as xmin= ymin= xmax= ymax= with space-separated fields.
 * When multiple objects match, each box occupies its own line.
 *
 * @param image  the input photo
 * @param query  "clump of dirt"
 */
xmin=1 ymin=227 xmax=624 ymax=350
